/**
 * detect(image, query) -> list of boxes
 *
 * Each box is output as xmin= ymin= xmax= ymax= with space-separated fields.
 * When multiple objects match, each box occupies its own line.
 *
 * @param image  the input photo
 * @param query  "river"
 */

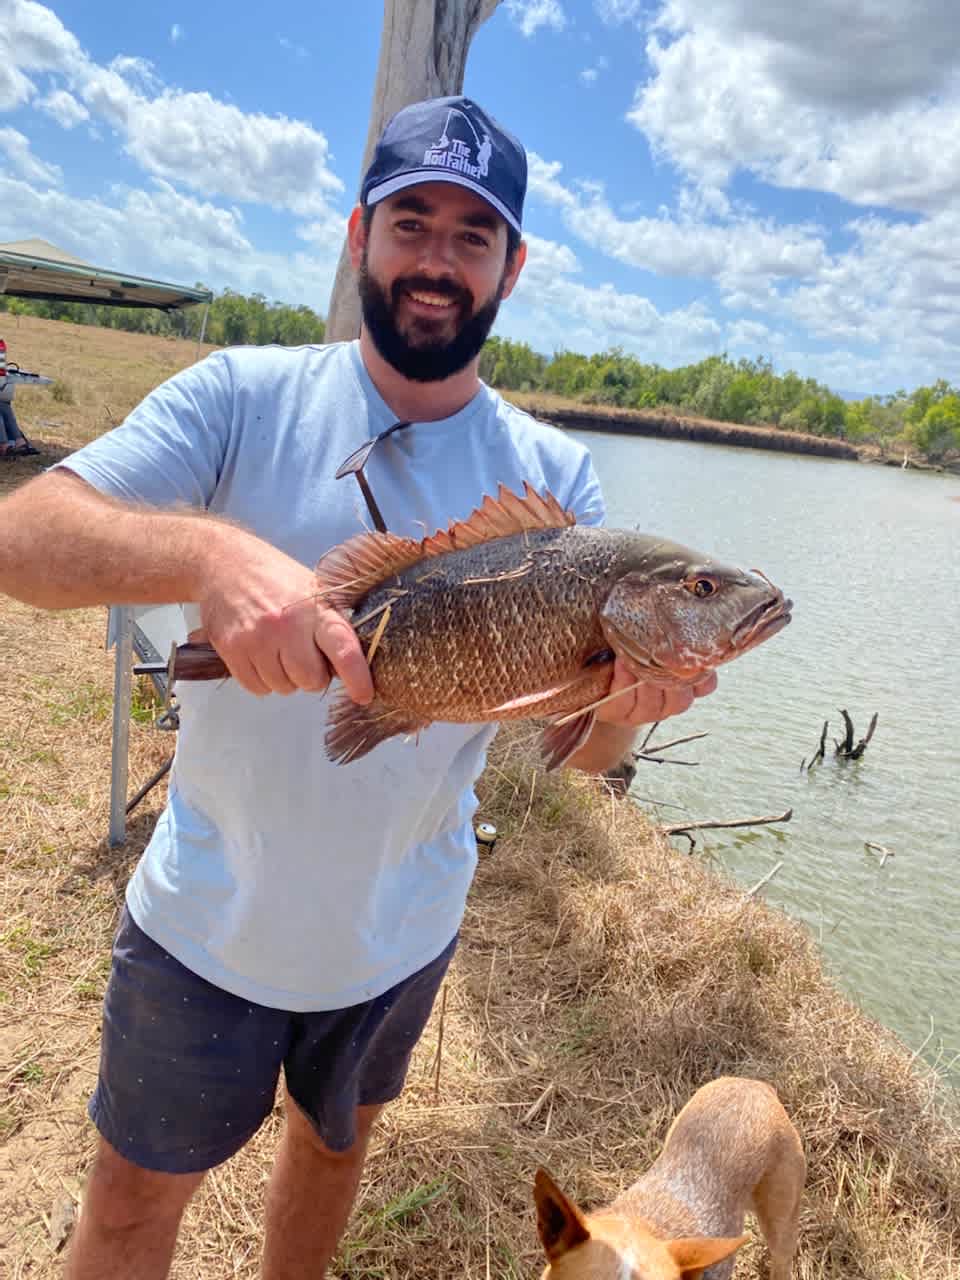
xmin=575 ymin=430 xmax=960 ymax=1087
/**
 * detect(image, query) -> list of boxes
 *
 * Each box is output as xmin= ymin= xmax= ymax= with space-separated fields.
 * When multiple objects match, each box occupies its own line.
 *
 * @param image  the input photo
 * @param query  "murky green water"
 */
xmin=578 ymin=430 xmax=959 ymax=1087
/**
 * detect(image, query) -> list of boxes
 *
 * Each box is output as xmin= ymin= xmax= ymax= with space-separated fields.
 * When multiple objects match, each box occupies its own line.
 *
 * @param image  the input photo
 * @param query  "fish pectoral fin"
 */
xmin=540 ymin=711 xmax=597 ymax=771
xmin=481 ymin=668 xmax=605 ymax=716
xmin=325 ymin=691 xmax=429 ymax=765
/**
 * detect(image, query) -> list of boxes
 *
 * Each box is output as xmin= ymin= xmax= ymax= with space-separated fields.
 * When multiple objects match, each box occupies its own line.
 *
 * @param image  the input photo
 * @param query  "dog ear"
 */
xmin=666 ymin=1233 xmax=749 ymax=1277
xmin=534 ymin=1168 xmax=591 ymax=1260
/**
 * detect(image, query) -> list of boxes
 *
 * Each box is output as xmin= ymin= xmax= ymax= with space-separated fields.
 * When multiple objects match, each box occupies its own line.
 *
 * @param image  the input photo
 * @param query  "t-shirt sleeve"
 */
xmin=55 ymin=351 xmax=235 ymax=510
xmin=563 ymin=447 xmax=606 ymax=528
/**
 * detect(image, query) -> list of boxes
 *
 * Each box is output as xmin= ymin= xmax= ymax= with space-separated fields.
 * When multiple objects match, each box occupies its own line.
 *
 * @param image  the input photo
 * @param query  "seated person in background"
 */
xmin=0 ymin=374 xmax=38 ymax=457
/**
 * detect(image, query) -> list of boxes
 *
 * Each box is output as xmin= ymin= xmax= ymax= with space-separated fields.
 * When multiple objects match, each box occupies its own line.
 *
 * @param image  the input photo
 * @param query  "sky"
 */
xmin=3 ymin=0 xmax=960 ymax=395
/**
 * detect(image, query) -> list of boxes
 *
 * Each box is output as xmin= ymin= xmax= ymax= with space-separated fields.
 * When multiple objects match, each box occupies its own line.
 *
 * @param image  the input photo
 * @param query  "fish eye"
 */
xmin=688 ymin=577 xmax=716 ymax=598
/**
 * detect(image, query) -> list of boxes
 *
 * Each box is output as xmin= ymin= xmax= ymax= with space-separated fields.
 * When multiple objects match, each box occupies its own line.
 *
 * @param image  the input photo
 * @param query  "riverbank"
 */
xmin=509 ymin=390 xmax=861 ymax=460
xmin=3 ymin=312 xmax=953 ymax=472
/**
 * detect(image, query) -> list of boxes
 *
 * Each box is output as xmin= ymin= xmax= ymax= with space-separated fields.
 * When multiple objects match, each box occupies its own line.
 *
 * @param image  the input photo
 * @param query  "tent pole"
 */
xmin=108 ymin=606 xmax=133 ymax=847
xmin=195 ymin=301 xmax=211 ymax=357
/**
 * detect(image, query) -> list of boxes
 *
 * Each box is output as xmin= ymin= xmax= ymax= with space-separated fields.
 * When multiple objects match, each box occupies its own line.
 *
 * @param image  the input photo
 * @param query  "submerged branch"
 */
xmin=660 ymin=808 xmax=793 ymax=837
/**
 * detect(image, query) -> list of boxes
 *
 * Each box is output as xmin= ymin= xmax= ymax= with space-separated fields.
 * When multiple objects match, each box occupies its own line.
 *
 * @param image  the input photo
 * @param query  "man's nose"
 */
xmin=416 ymin=230 xmax=457 ymax=271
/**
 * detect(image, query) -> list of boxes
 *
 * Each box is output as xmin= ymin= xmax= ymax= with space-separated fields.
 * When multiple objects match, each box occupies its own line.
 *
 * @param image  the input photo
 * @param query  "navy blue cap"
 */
xmin=361 ymin=96 xmax=526 ymax=233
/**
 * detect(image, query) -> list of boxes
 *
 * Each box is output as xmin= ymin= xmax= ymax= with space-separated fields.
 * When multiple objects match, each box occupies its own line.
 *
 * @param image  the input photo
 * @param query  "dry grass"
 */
xmin=1 ymin=317 xmax=958 ymax=1277
xmin=0 ymin=312 xmax=218 ymax=456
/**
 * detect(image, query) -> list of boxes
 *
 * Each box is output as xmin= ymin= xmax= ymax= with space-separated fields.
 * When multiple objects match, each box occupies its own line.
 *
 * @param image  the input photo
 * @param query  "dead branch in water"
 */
xmin=660 ymin=808 xmax=793 ymax=837
xmin=866 ymin=840 xmax=895 ymax=869
xmin=836 ymin=710 xmax=879 ymax=760
xmin=747 ymin=860 xmax=785 ymax=896
xmin=803 ymin=710 xmax=878 ymax=769
xmin=634 ymin=730 xmax=708 ymax=758
xmin=801 ymin=719 xmax=829 ymax=771
xmin=634 ymin=725 xmax=707 ymax=767
xmin=601 ymin=727 xmax=708 ymax=796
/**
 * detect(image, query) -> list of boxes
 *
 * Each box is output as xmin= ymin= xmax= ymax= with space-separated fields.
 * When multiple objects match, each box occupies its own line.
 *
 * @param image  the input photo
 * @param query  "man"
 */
xmin=0 ymin=96 xmax=714 ymax=1278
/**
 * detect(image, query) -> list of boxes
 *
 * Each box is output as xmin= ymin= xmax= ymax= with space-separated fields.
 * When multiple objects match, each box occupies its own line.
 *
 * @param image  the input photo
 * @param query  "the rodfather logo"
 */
xmin=423 ymin=106 xmax=492 ymax=180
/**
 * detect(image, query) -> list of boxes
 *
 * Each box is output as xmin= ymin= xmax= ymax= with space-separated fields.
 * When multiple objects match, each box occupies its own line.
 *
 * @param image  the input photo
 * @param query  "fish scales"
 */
xmin=352 ymin=525 xmax=625 ymax=720
xmin=161 ymin=484 xmax=788 ymax=767
xmin=314 ymin=483 xmax=791 ymax=767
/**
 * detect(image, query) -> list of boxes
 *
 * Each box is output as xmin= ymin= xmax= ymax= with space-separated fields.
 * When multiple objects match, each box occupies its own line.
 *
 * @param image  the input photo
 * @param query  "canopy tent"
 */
xmin=0 ymin=238 xmax=212 ymax=315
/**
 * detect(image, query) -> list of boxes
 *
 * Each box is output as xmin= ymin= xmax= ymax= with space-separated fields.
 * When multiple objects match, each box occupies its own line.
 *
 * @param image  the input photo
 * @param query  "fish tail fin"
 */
xmin=325 ymin=690 xmax=429 ymax=765
xmin=539 ymin=710 xmax=597 ymax=771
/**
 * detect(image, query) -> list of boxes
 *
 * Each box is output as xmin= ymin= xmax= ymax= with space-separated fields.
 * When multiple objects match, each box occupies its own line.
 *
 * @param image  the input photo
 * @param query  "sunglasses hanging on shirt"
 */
xmin=335 ymin=420 xmax=414 ymax=533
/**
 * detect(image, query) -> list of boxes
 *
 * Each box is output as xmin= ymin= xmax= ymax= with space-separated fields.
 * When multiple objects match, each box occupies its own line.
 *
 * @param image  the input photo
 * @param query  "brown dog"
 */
xmin=534 ymin=1077 xmax=805 ymax=1280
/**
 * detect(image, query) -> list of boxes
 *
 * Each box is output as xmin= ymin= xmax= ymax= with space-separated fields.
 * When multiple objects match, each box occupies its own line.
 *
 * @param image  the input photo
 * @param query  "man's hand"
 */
xmin=594 ymin=660 xmax=717 ymax=727
xmin=194 ymin=530 xmax=373 ymax=702
xmin=564 ymin=660 xmax=717 ymax=773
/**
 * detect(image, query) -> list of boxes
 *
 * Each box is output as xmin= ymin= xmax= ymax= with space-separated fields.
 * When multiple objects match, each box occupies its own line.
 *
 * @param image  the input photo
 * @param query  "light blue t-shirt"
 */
xmin=64 ymin=340 xmax=604 ymax=1010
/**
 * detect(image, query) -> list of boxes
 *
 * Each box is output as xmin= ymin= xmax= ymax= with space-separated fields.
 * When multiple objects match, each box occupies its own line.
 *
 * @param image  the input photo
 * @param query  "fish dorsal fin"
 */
xmin=315 ymin=482 xmax=575 ymax=610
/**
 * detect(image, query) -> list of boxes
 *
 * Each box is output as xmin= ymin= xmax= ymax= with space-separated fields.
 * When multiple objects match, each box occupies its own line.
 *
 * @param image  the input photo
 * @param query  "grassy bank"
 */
xmin=2 ymin=313 xmax=854 ymax=464
xmin=0 ymin=312 xmax=218 ymax=457
xmin=508 ymin=391 xmax=862 ymax=461
xmin=1 ymin=317 xmax=958 ymax=1275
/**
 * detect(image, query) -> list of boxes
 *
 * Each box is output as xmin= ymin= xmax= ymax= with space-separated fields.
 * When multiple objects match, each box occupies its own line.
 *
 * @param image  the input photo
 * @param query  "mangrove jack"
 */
xmin=157 ymin=484 xmax=792 ymax=770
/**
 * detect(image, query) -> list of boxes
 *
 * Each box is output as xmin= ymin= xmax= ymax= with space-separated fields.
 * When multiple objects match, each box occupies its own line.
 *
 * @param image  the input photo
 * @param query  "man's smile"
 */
xmin=405 ymin=288 xmax=458 ymax=309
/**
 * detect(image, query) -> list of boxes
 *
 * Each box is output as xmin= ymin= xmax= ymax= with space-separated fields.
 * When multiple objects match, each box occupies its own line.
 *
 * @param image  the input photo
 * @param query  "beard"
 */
xmin=358 ymin=252 xmax=506 ymax=383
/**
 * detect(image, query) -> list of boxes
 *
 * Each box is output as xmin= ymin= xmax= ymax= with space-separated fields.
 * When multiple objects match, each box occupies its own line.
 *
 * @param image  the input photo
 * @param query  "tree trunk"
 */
xmin=324 ymin=0 xmax=501 ymax=343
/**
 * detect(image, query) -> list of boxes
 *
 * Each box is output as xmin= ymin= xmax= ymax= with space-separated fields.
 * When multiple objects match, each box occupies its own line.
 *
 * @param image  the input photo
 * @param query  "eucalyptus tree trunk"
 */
xmin=324 ymin=0 xmax=501 ymax=342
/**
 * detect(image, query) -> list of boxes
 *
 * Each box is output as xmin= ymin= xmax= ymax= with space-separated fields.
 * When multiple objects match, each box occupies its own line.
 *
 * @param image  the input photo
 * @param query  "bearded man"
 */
xmin=0 ymin=96 xmax=714 ymax=1279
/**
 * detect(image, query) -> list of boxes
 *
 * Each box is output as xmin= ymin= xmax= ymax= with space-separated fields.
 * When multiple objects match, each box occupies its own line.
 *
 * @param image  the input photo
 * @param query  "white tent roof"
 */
xmin=0 ymin=239 xmax=212 ymax=311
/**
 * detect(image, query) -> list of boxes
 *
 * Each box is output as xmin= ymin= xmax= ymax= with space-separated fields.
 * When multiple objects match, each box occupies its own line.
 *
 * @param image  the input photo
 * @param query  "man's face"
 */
xmin=349 ymin=182 xmax=525 ymax=382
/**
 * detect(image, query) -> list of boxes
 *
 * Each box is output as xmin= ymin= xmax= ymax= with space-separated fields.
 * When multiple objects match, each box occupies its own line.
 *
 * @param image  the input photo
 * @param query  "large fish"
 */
xmin=166 ymin=485 xmax=791 ymax=769
xmin=313 ymin=484 xmax=790 ymax=768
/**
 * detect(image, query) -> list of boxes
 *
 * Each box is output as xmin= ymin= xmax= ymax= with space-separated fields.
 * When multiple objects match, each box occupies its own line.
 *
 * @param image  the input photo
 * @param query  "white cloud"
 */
xmin=0 ymin=0 xmax=85 ymax=109
xmin=297 ymin=208 xmax=348 ymax=255
xmin=579 ymin=55 xmax=609 ymax=85
xmin=0 ymin=127 xmax=61 ymax=185
xmin=2 ymin=2 xmax=344 ymax=221
xmin=0 ymin=62 xmax=35 ymax=112
xmin=504 ymin=0 xmax=567 ymax=37
xmin=114 ymin=89 xmax=343 ymax=216
xmin=36 ymin=88 xmax=89 ymax=128
xmin=0 ymin=173 xmax=341 ymax=308
xmin=628 ymin=0 xmax=960 ymax=214
xmin=528 ymin=152 xmax=826 ymax=293
xmin=511 ymin=231 xmax=721 ymax=362
xmin=785 ymin=212 xmax=960 ymax=361
xmin=170 ymin=23 xmax=183 ymax=44
xmin=108 ymin=54 xmax=163 ymax=95
xmin=595 ymin=0 xmax=646 ymax=24
xmin=278 ymin=35 xmax=309 ymax=59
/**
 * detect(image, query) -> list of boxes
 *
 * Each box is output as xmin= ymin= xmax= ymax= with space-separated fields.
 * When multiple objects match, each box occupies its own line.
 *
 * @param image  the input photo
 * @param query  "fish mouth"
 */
xmin=733 ymin=594 xmax=793 ymax=653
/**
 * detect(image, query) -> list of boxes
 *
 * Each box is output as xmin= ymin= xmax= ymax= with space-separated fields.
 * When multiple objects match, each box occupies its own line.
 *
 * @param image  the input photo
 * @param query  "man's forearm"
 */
xmin=565 ymin=721 xmax=637 ymax=774
xmin=0 ymin=470 xmax=235 ymax=609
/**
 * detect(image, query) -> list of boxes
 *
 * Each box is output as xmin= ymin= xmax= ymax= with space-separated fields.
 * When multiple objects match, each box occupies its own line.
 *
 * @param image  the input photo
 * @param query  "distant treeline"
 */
xmin=0 ymin=289 xmax=326 ymax=348
xmin=2 ymin=292 xmax=957 ymax=461
xmin=479 ymin=338 xmax=960 ymax=463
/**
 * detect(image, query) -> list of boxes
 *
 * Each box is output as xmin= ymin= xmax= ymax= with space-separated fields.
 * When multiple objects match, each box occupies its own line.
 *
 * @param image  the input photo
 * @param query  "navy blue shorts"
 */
xmin=89 ymin=907 xmax=455 ymax=1173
